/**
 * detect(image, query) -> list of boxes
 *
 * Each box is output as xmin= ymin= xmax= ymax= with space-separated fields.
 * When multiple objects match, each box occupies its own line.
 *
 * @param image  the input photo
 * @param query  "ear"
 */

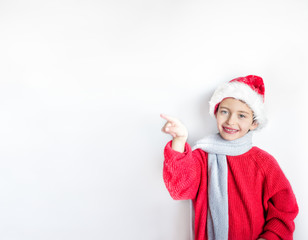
xmin=249 ymin=121 xmax=259 ymax=131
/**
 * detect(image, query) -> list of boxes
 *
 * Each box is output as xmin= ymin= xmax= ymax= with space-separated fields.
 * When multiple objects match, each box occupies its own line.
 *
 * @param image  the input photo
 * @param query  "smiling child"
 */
xmin=161 ymin=75 xmax=298 ymax=240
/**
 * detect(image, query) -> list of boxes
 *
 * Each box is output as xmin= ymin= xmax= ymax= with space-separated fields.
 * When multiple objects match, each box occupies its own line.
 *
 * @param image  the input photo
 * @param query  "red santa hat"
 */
xmin=209 ymin=75 xmax=267 ymax=129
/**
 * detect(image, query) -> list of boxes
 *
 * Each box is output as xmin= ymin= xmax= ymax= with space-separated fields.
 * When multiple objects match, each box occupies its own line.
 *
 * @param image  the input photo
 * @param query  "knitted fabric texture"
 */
xmin=163 ymin=141 xmax=298 ymax=239
xmin=192 ymin=132 xmax=253 ymax=240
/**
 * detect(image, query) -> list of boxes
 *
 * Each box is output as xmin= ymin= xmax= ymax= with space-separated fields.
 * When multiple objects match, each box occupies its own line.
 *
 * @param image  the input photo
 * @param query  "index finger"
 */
xmin=160 ymin=114 xmax=178 ymax=123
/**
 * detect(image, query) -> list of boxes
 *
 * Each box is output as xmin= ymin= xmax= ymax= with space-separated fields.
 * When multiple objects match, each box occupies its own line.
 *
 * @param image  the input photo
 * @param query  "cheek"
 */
xmin=216 ymin=116 xmax=224 ymax=126
xmin=240 ymin=121 xmax=254 ymax=130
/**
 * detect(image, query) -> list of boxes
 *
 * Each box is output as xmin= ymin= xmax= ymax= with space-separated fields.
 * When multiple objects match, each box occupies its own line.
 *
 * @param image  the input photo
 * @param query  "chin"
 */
xmin=221 ymin=135 xmax=238 ymax=141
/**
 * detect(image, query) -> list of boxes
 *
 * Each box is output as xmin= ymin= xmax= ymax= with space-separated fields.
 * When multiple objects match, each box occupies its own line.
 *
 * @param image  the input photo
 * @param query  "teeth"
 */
xmin=224 ymin=127 xmax=238 ymax=132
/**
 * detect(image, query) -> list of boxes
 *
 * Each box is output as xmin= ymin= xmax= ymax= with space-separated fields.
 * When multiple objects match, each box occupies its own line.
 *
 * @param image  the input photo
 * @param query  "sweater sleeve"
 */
xmin=258 ymin=151 xmax=299 ymax=240
xmin=163 ymin=140 xmax=204 ymax=200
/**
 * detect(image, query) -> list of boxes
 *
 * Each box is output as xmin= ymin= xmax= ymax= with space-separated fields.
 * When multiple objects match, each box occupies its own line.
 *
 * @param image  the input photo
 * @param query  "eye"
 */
xmin=220 ymin=110 xmax=228 ymax=115
xmin=239 ymin=114 xmax=246 ymax=118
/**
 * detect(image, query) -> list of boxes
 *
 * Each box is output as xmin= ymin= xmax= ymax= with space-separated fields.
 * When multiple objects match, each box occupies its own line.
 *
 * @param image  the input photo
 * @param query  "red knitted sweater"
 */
xmin=163 ymin=141 xmax=298 ymax=240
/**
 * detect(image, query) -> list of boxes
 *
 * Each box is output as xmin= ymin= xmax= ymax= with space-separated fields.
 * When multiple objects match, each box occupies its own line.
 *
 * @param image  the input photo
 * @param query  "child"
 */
xmin=161 ymin=75 xmax=298 ymax=240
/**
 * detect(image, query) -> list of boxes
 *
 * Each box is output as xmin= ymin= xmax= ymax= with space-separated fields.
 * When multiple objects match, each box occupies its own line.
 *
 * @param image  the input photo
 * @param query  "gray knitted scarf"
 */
xmin=191 ymin=131 xmax=253 ymax=240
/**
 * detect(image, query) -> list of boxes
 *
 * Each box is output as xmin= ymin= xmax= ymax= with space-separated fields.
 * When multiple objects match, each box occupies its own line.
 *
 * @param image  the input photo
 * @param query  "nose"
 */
xmin=226 ymin=113 xmax=237 ymax=125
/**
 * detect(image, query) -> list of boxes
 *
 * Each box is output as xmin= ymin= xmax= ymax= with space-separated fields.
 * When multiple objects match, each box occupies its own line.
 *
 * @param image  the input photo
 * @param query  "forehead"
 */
xmin=219 ymin=98 xmax=253 ymax=113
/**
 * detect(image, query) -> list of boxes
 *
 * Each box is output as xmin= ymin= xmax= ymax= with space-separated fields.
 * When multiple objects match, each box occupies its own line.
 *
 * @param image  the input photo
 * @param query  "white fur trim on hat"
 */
xmin=209 ymin=81 xmax=267 ymax=130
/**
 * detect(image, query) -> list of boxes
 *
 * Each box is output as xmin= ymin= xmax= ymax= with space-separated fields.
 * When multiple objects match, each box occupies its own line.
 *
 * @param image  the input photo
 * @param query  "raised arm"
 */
xmin=161 ymin=114 xmax=204 ymax=200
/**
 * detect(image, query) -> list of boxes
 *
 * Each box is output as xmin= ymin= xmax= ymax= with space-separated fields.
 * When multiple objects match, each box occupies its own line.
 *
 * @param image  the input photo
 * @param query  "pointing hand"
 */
xmin=160 ymin=114 xmax=188 ymax=141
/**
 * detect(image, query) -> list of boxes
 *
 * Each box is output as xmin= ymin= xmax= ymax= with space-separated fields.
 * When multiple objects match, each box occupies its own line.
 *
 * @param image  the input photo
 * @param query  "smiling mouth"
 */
xmin=223 ymin=126 xmax=239 ymax=134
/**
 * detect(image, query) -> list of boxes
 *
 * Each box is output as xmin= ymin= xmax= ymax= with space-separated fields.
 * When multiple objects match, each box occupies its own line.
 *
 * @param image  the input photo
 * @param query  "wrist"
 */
xmin=174 ymin=135 xmax=187 ymax=141
xmin=171 ymin=137 xmax=187 ymax=153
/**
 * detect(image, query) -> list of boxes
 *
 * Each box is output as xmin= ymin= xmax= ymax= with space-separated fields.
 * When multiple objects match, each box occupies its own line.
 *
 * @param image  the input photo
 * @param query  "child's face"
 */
xmin=215 ymin=98 xmax=258 ymax=141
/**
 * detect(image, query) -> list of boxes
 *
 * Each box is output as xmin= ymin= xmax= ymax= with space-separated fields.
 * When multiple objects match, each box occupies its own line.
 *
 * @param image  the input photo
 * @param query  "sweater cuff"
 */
xmin=259 ymin=231 xmax=281 ymax=240
xmin=164 ymin=140 xmax=191 ymax=159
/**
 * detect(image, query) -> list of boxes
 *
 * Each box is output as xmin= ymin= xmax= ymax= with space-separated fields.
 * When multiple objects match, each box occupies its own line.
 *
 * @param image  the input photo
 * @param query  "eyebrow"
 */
xmin=219 ymin=106 xmax=251 ymax=115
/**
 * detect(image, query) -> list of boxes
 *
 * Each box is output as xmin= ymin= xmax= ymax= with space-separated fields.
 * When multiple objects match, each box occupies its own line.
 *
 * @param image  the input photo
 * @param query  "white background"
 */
xmin=0 ymin=0 xmax=307 ymax=239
